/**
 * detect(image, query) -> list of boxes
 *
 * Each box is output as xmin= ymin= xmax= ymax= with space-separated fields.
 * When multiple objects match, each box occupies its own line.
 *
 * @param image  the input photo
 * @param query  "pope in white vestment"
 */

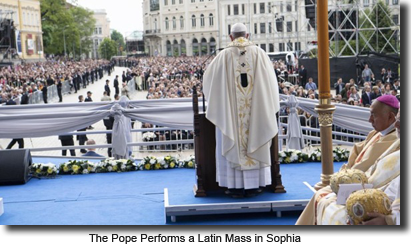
xmin=203 ymin=23 xmax=280 ymax=196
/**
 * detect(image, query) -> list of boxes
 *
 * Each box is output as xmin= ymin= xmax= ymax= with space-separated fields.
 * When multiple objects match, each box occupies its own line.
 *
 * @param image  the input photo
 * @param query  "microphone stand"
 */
xmin=199 ymin=48 xmax=224 ymax=112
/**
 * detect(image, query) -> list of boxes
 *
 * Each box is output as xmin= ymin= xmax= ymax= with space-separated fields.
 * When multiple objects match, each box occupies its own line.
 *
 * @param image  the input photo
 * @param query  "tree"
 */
xmin=359 ymin=1 xmax=396 ymax=54
xmin=40 ymin=0 xmax=95 ymax=58
xmin=98 ymin=38 xmax=117 ymax=60
xmin=111 ymin=30 xmax=125 ymax=56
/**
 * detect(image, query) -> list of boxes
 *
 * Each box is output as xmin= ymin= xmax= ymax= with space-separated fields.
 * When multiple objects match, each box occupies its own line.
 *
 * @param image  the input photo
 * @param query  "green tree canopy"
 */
xmin=111 ymin=30 xmax=125 ymax=55
xmin=41 ymin=0 xmax=95 ymax=58
xmin=98 ymin=38 xmax=117 ymax=60
xmin=359 ymin=0 xmax=396 ymax=54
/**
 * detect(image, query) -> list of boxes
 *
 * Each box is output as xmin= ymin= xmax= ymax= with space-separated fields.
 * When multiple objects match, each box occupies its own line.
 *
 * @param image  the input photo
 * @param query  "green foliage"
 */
xmin=111 ymin=30 xmax=125 ymax=55
xmin=40 ymin=0 xmax=95 ymax=57
xmin=98 ymin=38 xmax=117 ymax=60
xmin=358 ymin=0 xmax=396 ymax=54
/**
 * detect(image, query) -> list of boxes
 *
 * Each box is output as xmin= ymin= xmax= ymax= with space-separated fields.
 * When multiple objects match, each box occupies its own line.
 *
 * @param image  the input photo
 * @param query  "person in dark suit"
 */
xmin=334 ymin=77 xmax=345 ymax=96
xmin=104 ymin=80 xmax=111 ymax=97
xmin=40 ymin=82 xmax=48 ymax=104
xmin=370 ymin=86 xmax=381 ymax=103
xmin=6 ymin=93 xmax=24 ymax=149
xmin=85 ymin=91 xmax=93 ymax=102
xmin=298 ymin=65 xmax=307 ymax=88
xmin=77 ymin=95 xmax=88 ymax=153
xmin=122 ymin=71 xmax=126 ymax=83
xmin=56 ymin=77 xmax=63 ymax=102
xmin=90 ymin=69 xmax=95 ymax=84
xmin=392 ymin=79 xmax=400 ymax=91
xmin=5 ymin=93 xmax=16 ymax=105
xmin=114 ymin=75 xmax=120 ymax=95
xmin=103 ymin=116 xmax=114 ymax=157
xmin=59 ymin=135 xmax=76 ymax=156
xmin=361 ymin=85 xmax=372 ymax=106
xmin=82 ymin=139 xmax=105 ymax=157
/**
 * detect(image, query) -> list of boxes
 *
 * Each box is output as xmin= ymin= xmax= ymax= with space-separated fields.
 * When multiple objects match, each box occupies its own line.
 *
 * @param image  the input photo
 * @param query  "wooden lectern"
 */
xmin=192 ymin=91 xmax=286 ymax=197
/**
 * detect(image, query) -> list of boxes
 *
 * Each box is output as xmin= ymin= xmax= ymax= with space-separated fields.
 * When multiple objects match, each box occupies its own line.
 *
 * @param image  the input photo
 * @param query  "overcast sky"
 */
xmin=74 ymin=0 xmax=144 ymax=37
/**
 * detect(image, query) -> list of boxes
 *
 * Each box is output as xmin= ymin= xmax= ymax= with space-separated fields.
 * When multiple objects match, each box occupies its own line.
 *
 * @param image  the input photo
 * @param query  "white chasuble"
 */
xmin=203 ymin=37 xmax=280 ymax=189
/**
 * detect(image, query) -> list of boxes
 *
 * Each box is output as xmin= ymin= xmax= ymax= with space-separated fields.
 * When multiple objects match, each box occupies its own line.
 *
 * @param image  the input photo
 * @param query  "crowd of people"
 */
xmin=0 ymin=57 xmax=115 ymax=105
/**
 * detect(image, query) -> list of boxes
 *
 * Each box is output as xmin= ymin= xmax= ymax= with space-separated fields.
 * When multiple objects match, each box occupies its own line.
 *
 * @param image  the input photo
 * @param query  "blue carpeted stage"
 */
xmin=0 ymin=157 xmax=343 ymax=225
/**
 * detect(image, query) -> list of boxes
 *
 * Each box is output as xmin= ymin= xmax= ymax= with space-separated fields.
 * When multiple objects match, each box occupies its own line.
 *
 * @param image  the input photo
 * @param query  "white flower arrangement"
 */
xmin=138 ymin=155 xmax=179 ymax=170
xmin=59 ymin=160 xmax=96 ymax=175
xmin=31 ymin=163 xmax=58 ymax=177
xmin=97 ymin=158 xmax=137 ymax=173
xmin=309 ymin=147 xmax=350 ymax=162
xmin=142 ymin=132 xmax=156 ymax=141
xmin=279 ymin=149 xmax=309 ymax=164
xmin=179 ymin=155 xmax=195 ymax=168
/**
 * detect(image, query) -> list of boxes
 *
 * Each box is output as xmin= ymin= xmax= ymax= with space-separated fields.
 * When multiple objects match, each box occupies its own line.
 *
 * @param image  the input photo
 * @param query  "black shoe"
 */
xmin=80 ymin=149 xmax=87 ymax=154
xmin=245 ymin=188 xmax=263 ymax=197
xmin=225 ymin=189 xmax=244 ymax=198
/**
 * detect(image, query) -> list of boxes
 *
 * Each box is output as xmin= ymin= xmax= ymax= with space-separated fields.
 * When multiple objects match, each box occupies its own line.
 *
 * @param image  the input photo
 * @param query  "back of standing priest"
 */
xmin=203 ymin=23 xmax=280 ymax=198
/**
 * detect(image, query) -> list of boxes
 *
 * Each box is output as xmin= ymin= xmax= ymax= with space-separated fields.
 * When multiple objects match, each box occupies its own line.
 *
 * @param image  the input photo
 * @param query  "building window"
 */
xmin=99 ymin=27 xmax=102 ymax=34
xmin=192 ymin=15 xmax=196 ymax=27
xmin=172 ymin=0 xmax=175 ymax=4
xmin=295 ymin=21 xmax=298 ymax=32
xmin=200 ymin=0 xmax=204 ymax=2
xmin=165 ymin=17 xmax=169 ymax=30
xmin=254 ymin=3 xmax=257 ymax=14
xmin=164 ymin=0 xmax=168 ymax=5
xmin=254 ymin=23 xmax=257 ymax=34
xmin=209 ymin=13 xmax=214 ymax=26
xmin=393 ymin=0 xmax=398 ymax=5
xmin=200 ymin=14 xmax=205 ymax=27
xmin=180 ymin=0 xmax=183 ymax=4
xmin=268 ymin=22 xmax=272 ymax=33
xmin=268 ymin=2 xmax=272 ymax=13
xmin=227 ymin=5 xmax=231 ymax=15
xmin=242 ymin=4 xmax=245 ymax=15
xmin=180 ymin=16 xmax=184 ymax=28
xmin=393 ymin=14 xmax=399 ymax=25
xmin=287 ymin=3 xmax=292 ymax=12
xmin=260 ymin=23 xmax=266 ymax=34
xmin=260 ymin=44 xmax=266 ymax=51
xmin=234 ymin=4 xmax=239 ymax=15
xmin=260 ymin=3 xmax=265 ymax=14
xmin=295 ymin=42 xmax=301 ymax=51
xmin=295 ymin=1 xmax=298 ymax=12
xmin=228 ymin=24 xmax=231 ymax=34
xmin=364 ymin=0 xmax=369 ymax=7
xmin=279 ymin=43 xmax=285 ymax=52
xmin=307 ymin=23 xmax=311 ymax=31
xmin=269 ymin=43 xmax=274 ymax=52
xmin=191 ymin=0 xmax=195 ymax=3
xmin=287 ymin=41 xmax=293 ymax=51
xmin=173 ymin=16 xmax=176 ymax=29
xmin=276 ymin=19 xmax=283 ymax=32
xmin=287 ymin=22 xmax=292 ymax=32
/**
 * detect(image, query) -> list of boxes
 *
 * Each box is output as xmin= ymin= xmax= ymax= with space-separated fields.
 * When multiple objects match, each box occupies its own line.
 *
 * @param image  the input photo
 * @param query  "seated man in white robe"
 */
xmin=203 ymin=23 xmax=280 ymax=198
xmin=296 ymin=96 xmax=399 ymax=224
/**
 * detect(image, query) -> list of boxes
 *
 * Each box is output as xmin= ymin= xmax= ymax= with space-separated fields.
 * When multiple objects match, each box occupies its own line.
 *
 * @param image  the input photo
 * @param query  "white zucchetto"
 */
xmin=230 ymin=23 xmax=247 ymax=33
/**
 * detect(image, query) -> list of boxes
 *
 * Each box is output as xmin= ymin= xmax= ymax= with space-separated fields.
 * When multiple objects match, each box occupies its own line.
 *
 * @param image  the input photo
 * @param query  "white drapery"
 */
xmin=1 ymin=96 xmax=371 ymax=156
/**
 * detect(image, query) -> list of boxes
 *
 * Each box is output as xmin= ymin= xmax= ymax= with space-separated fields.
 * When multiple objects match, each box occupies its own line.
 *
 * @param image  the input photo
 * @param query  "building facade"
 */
xmin=142 ymin=0 xmax=400 ymax=57
xmin=0 ymin=0 xmax=44 ymax=61
xmin=143 ymin=0 xmax=219 ymax=56
xmin=90 ymin=9 xmax=111 ymax=59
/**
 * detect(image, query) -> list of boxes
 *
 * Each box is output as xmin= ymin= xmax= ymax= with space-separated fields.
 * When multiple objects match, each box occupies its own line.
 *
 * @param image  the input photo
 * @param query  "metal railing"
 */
xmin=278 ymin=114 xmax=367 ymax=151
xmin=20 ymin=126 xmax=195 ymax=158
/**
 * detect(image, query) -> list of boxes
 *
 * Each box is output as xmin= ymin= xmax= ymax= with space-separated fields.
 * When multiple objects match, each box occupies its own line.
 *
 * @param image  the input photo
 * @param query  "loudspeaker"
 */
xmin=0 ymin=149 xmax=32 ymax=185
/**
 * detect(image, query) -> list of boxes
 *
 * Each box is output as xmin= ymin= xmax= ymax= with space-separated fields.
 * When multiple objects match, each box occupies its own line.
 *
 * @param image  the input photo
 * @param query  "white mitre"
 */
xmin=230 ymin=23 xmax=247 ymax=33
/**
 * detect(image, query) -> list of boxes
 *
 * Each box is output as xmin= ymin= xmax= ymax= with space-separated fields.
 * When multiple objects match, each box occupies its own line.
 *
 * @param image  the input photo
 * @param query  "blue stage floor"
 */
xmin=0 ymin=157 xmax=343 ymax=225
